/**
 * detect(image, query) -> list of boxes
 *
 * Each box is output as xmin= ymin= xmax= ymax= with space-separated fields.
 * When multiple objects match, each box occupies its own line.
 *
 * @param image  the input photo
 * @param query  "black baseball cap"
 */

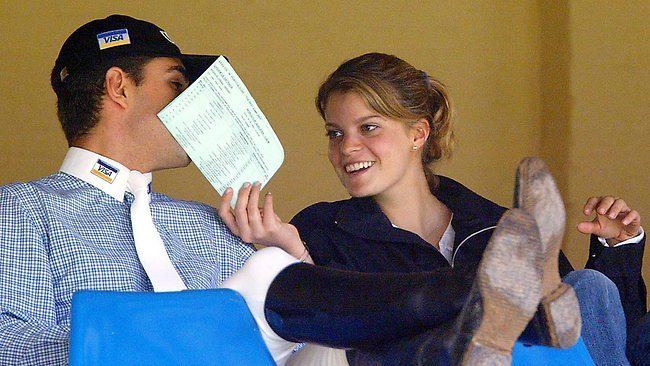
xmin=52 ymin=14 xmax=218 ymax=89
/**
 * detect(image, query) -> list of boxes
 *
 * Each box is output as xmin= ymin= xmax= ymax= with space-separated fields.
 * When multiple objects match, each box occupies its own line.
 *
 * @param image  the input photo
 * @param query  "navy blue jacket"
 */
xmin=291 ymin=176 xmax=646 ymax=329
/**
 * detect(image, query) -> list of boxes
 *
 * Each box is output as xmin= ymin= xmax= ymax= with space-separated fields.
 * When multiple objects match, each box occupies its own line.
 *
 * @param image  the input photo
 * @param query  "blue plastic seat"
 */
xmin=512 ymin=338 xmax=595 ymax=365
xmin=69 ymin=289 xmax=276 ymax=366
xmin=69 ymin=288 xmax=594 ymax=365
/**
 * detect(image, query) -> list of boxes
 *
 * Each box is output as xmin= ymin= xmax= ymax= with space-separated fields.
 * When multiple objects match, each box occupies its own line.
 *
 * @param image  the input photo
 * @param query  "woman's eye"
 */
xmin=361 ymin=124 xmax=379 ymax=133
xmin=325 ymin=130 xmax=343 ymax=139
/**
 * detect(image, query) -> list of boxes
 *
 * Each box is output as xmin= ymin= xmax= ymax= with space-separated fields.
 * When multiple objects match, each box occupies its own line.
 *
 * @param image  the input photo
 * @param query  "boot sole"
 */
xmin=515 ymin=157 xmax=582 ymax=348
xmin=462 ymin=209 xmax=543 ymax=365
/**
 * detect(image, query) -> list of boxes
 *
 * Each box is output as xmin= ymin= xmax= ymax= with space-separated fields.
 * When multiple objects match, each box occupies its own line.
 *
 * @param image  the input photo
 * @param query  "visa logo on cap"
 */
xmin=97 ymin=29 xmax=131 ymax=50
xmin=91 ymin=159 xmax=119 ymax=183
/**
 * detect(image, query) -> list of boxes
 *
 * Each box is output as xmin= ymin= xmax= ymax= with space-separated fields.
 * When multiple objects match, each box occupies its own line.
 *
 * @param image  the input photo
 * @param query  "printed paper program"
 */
xmin=158 ymin=56 xmax=284 ymax=205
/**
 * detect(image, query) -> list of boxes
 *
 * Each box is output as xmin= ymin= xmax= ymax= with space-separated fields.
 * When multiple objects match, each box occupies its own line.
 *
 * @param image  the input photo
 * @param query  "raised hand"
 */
xmin=577 ymin=196 xmax=642 ymax=245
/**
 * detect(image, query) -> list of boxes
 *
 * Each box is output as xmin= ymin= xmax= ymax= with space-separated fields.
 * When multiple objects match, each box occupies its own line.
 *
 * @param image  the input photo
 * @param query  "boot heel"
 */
xmin=461 ymin=340 xmax=511 ymax=366
xmin=541 ymin=283 xmax=582 ymax=348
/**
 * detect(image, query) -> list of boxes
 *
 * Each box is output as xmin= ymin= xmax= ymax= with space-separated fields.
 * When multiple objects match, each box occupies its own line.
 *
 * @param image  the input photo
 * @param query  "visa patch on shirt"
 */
xmin=97 ymin=29 xmax=131 ymax=50
xmin=91 ymin=159 xmax=119 ymax=184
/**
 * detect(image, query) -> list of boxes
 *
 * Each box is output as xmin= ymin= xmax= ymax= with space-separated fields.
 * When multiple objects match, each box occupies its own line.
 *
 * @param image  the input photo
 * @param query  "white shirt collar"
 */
xmin=59 ymin=147 xmax=152 ymax=202
xmin=438 ymin=216 xmax=455 ymax=264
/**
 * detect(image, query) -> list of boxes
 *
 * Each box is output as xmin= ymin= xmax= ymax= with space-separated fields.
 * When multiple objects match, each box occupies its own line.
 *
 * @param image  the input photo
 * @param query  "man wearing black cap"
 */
xmin=0 ymin=15 xmax=254 ymax=364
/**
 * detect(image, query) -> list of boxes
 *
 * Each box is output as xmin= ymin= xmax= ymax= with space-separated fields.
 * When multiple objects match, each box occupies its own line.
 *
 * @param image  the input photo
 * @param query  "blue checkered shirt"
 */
xmin=0 ymin=172 xmax=254 ymax=365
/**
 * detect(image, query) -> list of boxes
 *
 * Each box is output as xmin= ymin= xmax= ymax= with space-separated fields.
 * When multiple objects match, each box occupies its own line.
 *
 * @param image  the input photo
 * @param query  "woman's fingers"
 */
xmin=218 ymin=187 xmax=240 ymax=236
xmin=234 ymin=183 xmax=253 ymax=242
xmin=247 ymin=182 xmax=264 ymax=233
xmin=262 ymin=191 xmax=275 ymax=227
xmin=218 ymin=182 xmax=293 ymax=246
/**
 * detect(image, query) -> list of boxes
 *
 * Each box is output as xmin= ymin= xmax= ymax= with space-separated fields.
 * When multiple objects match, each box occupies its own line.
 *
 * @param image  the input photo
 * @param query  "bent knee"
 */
xmin=563 ymin=269 xmax=621 ymax=307
xmin=246 ymin=247 xmax=300 ymax=271
xmin=220 ymin=247 xmax=299 ymax=295
xmin=564 ymin=269 xmax=614 ymax=289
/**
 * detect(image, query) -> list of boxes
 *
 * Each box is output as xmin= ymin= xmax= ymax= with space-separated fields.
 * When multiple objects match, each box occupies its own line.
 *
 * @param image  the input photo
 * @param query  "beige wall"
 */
xmin=562 ymin=1 xmax=649 ymax=270
xmin=1 ymin=2 xmax=647 ymax=287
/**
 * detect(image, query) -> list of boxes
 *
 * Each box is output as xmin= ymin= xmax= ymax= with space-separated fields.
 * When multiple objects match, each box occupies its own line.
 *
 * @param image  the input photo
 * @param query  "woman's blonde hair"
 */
xmin=316 ymin=52 xmax=455 ymax=191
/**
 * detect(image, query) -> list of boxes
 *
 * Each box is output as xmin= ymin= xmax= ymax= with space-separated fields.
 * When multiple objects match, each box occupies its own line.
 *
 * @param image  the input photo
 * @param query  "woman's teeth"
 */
xmin=345 ymin=161 xmax=374 ymax=173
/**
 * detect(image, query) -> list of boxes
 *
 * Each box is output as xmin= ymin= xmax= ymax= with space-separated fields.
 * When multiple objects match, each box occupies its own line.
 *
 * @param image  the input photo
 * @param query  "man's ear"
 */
xmin=105 ymin=66 xmax=131 ymax=109
xmin=411 ymin=118 xmax=430 ymax=149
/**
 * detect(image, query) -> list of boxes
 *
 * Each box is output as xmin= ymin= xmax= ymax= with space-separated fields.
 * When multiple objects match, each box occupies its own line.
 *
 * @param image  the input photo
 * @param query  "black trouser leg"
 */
xmin=264 ymin=262 xmax=561 ymax=366
xmin=264 ymin=263 xmax=473 ymax=350
xmin=346 ymin=323 xmax=456 ymax=366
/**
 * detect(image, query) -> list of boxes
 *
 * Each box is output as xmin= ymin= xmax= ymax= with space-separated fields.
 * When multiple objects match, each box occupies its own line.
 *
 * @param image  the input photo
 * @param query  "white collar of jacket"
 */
xmin=59 ymin=147 xmax=152 ymax=203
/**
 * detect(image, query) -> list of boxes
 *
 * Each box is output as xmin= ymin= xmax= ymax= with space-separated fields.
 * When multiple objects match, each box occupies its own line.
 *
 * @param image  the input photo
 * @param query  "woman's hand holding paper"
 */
xmin=218 ymin=182 xmax=311 ymax=263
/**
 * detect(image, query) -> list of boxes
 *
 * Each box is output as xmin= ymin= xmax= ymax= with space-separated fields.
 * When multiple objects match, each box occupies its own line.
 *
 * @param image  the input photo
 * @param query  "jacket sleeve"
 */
xmin=290 ymin=205 xmax=335 ymax=267
xmin=0 ymin=188 xmax=69 ymax=365
xmin=585 ymin=234 xmax=647 ymax=332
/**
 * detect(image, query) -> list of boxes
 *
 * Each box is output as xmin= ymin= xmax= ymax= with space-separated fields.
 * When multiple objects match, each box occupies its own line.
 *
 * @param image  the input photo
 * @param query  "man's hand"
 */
xmin=577 ymin=196 xmax=642 ymax=245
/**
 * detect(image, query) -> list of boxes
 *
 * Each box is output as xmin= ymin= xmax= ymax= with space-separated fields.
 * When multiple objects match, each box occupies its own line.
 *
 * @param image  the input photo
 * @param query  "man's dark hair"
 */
xmin=50 ymin=56 xmax=153 ymax=145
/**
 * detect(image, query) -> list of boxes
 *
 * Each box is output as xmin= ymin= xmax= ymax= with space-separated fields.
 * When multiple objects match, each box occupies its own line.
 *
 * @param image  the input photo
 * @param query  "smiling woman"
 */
xmin=315 ymin=53 xmax=456 ymax=247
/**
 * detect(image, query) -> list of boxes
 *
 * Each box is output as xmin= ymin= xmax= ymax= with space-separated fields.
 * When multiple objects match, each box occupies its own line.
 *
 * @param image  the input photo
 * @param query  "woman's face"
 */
xmin=324 ymin=92 xmax=424 ymax=199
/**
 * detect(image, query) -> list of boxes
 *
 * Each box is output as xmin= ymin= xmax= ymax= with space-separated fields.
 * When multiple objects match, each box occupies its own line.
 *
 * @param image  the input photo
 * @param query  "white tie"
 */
xmin=127 ymin=170 xmax=187 ymax=292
